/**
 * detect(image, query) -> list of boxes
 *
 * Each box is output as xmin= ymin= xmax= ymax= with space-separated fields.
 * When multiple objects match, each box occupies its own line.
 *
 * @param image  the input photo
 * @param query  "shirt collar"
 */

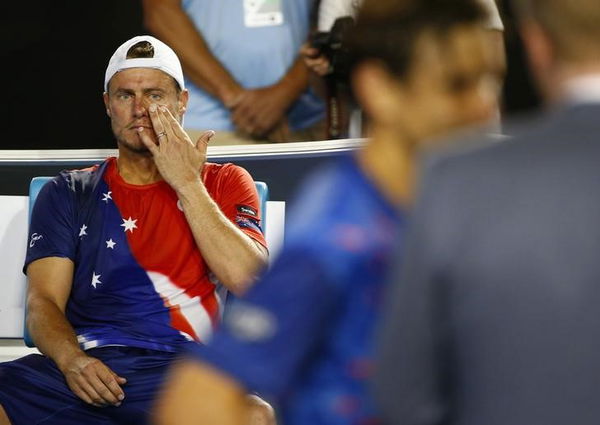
xmin=563 ymin=74 xmax=600 ymax=105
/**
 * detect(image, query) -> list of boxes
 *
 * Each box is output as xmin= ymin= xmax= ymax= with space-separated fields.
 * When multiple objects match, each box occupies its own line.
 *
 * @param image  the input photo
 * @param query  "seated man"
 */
xmin=0 ymin=35 xmax=269 ymax=425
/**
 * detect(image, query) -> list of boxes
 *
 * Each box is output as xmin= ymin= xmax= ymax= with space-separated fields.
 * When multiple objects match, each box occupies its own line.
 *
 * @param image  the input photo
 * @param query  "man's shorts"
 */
xmin=0 ymin=346 xmax=180 ymax=425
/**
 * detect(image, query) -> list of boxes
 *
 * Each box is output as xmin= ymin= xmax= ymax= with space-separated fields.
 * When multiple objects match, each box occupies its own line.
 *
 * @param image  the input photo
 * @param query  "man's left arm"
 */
xmin=139 ymin=104 xmax=268 ymax=296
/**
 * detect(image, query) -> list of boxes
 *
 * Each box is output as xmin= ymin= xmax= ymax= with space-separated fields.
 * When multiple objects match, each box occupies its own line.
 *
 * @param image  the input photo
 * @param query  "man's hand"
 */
xmin=230 ymin=85 xmax=295 ymax=139
xmin=300 ymin=43 xmax=332 ymax=77
xmin=138 ymin=104 xmax=215 ymax=192
xmin=58 ymin=353 xmax=127 ymax=407
xmin=265 ymin=120 xmax=291 ymax=143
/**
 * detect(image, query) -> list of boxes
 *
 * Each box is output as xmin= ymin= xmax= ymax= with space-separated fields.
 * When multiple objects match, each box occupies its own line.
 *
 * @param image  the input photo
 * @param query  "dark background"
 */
xmin=1 ymin=0 xmax=541 ymax=151
xmin=2 ymin=0 xmax=145 ymax=150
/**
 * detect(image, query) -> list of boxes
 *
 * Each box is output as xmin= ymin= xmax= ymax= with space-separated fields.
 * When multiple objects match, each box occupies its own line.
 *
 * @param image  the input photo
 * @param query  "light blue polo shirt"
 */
xmin=182 ymin=0 xmax=324 ymax=132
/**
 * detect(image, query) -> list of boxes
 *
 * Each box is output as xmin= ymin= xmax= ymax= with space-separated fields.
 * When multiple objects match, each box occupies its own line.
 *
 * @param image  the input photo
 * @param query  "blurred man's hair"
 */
xmin=346 ymin=0 xmax=487 ymax=80
xmin=512 ymin=0 xmax=600 ymax=63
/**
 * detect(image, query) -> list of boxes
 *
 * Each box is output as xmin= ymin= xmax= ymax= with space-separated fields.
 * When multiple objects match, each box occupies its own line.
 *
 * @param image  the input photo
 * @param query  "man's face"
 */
xmin=103 ymin=68 xmax=187 ymax=154
xmin=386 ymin=24 xmax=499 ymax=147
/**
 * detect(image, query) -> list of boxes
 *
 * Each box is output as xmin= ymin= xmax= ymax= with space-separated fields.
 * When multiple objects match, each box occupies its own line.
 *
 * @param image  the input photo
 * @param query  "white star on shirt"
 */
xmin=79 ymin=224 xmax=88 ymax=237
xmin=106 ymin=239 xmax=116 ymax=249
xmin=121 ymin=217 xmax=138 ymax=233
xmin=91 ymin=272 xmax=102 ymax=289
xmin=101 ymin=191 xmax=112 ymax=203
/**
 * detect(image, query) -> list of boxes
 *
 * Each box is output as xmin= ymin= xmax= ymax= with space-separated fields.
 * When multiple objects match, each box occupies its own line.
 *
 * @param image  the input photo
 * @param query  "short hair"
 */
xmin=346 ymin=0 xmax=487 ymax=80
xmin=512 ymin=0 xmax=600 ymax=62
xmin=124 ymin=40 xmax=182 ymax=93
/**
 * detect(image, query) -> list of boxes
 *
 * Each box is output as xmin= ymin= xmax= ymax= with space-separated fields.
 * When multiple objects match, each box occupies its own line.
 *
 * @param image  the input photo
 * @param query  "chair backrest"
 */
xmin=23 ymin=176 xmax=269 ymax=347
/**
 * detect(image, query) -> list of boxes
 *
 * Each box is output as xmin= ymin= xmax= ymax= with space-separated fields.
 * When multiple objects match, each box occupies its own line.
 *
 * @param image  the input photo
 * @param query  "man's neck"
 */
xmin=356 ymin=127 xmax=416 ymax=210
xmin=116 ymin=148 xmax=162 ymax=185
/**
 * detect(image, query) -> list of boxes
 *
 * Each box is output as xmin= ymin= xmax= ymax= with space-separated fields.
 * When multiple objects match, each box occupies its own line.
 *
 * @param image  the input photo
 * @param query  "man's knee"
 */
xmin=0 ymin=403 xmax=12 ymax=425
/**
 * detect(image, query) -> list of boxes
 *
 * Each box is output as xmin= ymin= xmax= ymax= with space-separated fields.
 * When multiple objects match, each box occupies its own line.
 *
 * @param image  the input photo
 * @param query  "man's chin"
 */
xmin=117 ymin=139 xmax=153 ymax=155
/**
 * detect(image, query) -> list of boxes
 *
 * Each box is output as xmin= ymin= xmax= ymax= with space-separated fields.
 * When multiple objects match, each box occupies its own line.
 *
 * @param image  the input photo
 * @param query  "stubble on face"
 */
xmin=105 ymin=68 xmax=184 ymax=155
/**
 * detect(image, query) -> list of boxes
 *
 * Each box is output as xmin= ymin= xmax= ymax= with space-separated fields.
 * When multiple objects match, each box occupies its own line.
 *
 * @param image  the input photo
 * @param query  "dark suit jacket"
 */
xmin=373 ymin=102 xmax=600 ymax=425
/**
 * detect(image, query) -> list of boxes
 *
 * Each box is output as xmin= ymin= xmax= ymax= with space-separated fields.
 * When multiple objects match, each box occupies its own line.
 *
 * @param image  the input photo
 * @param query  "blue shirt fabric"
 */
xmin=192 ymin=154 xmax=405 ymax=425
xmin=181 ymin=0 xmax=324 ymax=131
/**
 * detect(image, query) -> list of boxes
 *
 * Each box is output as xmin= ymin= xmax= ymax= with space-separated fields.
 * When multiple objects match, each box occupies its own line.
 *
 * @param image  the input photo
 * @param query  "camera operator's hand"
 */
xmin=300 ymin=42 xmax=332 ymax=77
xmin=230 ymin=85 xmax=294 ymax=139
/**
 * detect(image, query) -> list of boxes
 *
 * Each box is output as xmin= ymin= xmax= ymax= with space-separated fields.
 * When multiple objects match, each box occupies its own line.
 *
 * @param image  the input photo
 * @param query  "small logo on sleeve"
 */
xmin=29 ymin=233 xmax=43 ymax=248
xmin=225 ymin=302 xmax=277 ymax=342
xmin=236 ymin=204 xmax=258 ymax=217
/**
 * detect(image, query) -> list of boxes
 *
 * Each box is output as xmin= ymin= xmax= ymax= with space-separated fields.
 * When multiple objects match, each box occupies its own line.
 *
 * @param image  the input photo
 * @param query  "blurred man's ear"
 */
xmin=179 ymin=89 xmax=189 ymax=115
xmin=519 ymin=20 xmax=556 ymax=101
xmin=351 ymin=61 xmax=407 ymax=126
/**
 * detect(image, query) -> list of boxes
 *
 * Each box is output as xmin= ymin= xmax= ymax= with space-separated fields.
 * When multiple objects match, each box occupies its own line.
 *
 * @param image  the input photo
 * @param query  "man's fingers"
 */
xmin=75 ymin=378 xmax=108 ymax=406
xmin=195 ymin=130 xmax=215 ymax=149
xmin=148 ymin=104 xmax=168 ymax=140
xmin=85 ymin=373 xmax=121 ymax=405
xmin=137 ymin=127 xmax=160 ymax=154
xmin=70 ymin=384 xmax=94 ymax=405
xmin=111 ymin=370 xmax=128 ymax=385
xmin=98 ymin=369 xmax=125 ymax=403
xmin=156 ymin=106 xmax=179 ymax=141
xmin=160 ymin=106 xmax=191 ymax=142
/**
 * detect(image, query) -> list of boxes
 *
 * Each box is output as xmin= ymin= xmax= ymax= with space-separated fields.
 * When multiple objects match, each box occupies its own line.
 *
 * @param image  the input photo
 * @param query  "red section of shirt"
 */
xmin=103 ymin=157 xmax=266 ymax=341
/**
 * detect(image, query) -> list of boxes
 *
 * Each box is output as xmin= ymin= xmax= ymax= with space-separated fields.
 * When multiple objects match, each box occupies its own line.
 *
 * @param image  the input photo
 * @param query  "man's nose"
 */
xmin=133 ymin=98 xmax=149 ymax=118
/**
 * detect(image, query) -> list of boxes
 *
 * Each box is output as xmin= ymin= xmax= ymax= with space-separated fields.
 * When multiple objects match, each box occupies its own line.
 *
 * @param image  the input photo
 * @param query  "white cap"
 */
xmin=104 ymin=35 xmax=185 ymax=92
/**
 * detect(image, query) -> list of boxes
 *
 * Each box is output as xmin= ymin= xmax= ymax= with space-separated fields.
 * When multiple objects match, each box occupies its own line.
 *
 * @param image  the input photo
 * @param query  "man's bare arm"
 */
xmin=26 ymin=257 xmax=127 ymax=406
xmin=142 ymin=0 xmax=243 ymax=107
xmin=139 ymin=106 xmax=269 ymax=295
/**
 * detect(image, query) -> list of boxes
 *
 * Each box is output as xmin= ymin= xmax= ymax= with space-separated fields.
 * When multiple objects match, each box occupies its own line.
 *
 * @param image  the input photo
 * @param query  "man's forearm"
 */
xmin=27 ymin=297 xmax=84 ymax=368
xmin=176 ymin=180 xmax=268 ymax=295
xmin=275 ymin=57 xmax=311 ymax=108
xmin=143 ymin=0 xmax=242 ymax=106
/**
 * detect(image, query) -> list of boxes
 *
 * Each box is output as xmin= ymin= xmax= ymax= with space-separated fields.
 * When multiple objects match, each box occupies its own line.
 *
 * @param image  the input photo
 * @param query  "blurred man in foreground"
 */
xmin=374 ymin=0 xmax=600 ymax=424
xmin=154 ymin=0 xmax=500 ymax=424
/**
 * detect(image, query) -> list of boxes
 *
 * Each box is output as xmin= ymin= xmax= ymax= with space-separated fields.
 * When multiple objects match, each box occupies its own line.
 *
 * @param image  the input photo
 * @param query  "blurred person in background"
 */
xmin=153 ymin=0 xmax=500 ymax=424
xmin=0 ymin=35 xmax=270 ymax=425
xmin=373 ymin=0 xmax=600 ymax=424
xmin=300 ymin=0 xmax=505 ymax=138
xmin=142 ymin=0 xmax=326 ymax=145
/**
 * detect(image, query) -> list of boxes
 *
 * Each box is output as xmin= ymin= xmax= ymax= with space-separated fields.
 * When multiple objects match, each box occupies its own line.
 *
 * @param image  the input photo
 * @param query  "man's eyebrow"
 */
xmin=113 ymin=87 xmax=167 ymax=94
xmin=144 ymin=87 xmax=167 ymax=93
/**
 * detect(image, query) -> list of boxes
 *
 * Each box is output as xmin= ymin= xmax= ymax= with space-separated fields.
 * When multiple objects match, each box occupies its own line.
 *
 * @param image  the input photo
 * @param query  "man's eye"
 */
xmin=150 ymin=94 xmax=163 ymax=101
xmin=118 ymin=94 xmax=131 ymax=100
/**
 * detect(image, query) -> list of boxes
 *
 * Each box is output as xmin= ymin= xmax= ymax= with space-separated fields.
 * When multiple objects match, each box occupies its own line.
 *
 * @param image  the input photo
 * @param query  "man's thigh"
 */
xmin=0 ymin=347 xmax=178 ymax=425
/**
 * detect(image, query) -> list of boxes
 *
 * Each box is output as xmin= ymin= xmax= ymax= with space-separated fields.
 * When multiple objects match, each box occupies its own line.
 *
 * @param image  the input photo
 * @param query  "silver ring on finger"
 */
xmin=157 ymin=131 xmax=167 ymax=139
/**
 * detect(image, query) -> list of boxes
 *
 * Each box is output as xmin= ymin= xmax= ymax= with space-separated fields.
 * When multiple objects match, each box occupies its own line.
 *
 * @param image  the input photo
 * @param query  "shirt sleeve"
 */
xmin=23 ymin=176 xmax=77 ymax=273
xmin=187 ymin=246 xmax=338 ymax=399
xmin=212 ymin=164 xmax=267 ymax=249
xmin=318 ymin=0 xmax=361 ymax=31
